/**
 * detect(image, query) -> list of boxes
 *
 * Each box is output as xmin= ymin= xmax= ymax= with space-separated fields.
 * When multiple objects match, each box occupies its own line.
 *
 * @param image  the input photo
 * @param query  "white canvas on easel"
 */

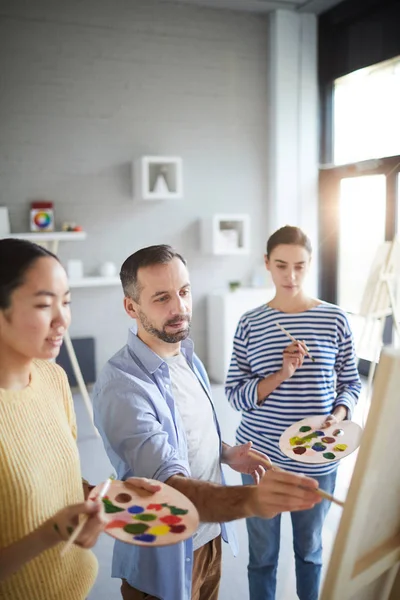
xmin=320 ymin=346 xmax=400 ymax=600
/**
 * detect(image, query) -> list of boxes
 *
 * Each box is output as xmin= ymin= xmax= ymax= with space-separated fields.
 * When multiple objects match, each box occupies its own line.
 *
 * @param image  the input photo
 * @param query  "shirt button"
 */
xmin=186 ymin=558 xmax=191 ymax=562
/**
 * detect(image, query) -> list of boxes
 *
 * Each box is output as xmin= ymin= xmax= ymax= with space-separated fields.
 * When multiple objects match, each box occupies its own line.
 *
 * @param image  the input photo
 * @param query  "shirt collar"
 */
xmin=127 ymin=327 xmax=195 ymax=374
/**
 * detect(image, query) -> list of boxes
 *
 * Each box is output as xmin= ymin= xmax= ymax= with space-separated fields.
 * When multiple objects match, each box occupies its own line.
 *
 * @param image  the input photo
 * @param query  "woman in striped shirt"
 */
xmin=225 ymin=225 xmax=361 ymax=600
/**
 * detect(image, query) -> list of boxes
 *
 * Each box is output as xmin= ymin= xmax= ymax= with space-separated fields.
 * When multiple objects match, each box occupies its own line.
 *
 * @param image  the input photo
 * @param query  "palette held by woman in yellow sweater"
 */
xmin=90 ymin=479 xmax=199 ymax=546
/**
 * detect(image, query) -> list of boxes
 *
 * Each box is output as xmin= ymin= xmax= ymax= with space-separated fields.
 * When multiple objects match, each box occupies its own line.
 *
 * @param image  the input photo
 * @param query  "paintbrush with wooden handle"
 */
xmin=276 ymin=322 xmax=316 ymax=362
xmin=61 ymin=474 xmax=115 ymax=556
xmin=248 ymin=450 xmax=344 ymax=508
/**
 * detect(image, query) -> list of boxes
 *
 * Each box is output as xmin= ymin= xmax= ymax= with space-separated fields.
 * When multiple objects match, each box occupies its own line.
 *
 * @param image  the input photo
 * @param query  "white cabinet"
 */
xmin=200 ymin=214 xmax=250 ymax=255
xmin=133 ymin=156 xmax=183 ymax=201
xmin=207 ymin=287 xmax=274 ymax=383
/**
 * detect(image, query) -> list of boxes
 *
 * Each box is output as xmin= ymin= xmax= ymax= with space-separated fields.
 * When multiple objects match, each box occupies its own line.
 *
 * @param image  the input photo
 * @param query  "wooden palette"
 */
xmin=279 ymin=416 xmax=363 ymax=464
xmin=89 ymin=479 xmax=199 ymax=547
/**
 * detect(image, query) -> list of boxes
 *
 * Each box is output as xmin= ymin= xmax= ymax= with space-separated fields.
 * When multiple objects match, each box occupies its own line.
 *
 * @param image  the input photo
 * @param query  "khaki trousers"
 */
xmin=120 ymin=535 xmax=222 ymax=600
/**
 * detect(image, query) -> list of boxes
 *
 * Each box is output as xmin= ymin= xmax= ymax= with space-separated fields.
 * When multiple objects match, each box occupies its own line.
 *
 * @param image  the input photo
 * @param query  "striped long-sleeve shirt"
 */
xmin=225 ymin=302 xmax=361 ymax=475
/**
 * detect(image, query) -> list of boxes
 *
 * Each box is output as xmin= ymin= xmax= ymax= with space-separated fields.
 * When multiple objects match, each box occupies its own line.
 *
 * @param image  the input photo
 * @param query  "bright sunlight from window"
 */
xmin=334 ymin=56 xmax=400 ymax=165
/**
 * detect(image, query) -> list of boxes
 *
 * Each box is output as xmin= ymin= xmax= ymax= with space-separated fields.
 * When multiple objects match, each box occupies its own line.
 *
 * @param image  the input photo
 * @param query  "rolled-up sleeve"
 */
xmin=225 ymin=317 xmax=262 ymax=412
xmin=93 ymin=373 xmax=191 ymax=483
xmin=334 ymin=317 xmax=361 ymax=419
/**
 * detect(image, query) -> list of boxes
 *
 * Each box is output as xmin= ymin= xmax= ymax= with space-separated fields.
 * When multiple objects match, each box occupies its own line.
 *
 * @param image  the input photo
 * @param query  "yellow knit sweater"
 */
xmin=0 ymin=360 xmax=98 ymax=600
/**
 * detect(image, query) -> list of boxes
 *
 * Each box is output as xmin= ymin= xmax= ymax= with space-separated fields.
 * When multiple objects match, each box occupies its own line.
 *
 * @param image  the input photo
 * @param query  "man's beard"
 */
xmin=137 ymin=310 xmax=191 ymax=343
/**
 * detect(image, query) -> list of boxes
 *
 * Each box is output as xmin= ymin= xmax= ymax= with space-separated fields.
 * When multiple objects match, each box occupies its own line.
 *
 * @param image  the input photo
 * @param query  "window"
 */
xmin=334 ymin=56 xmax=400 ymax=165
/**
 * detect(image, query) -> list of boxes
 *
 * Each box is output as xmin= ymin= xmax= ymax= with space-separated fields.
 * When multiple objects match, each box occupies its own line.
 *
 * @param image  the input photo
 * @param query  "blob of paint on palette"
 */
xmin=89 ymin=479 xmax=199 ymax=547
xmin=289 ymin=426 xmax=349 ymax=461
xmin=280 ymin=416 xmax=362 ymax=464
xmin=333 ymin=429 xmax=344 ymax=437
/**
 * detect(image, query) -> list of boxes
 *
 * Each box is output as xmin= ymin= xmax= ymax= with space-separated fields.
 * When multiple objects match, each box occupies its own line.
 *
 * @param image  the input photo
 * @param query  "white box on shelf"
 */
xmin=134 ymin=156 xmax=183 ymax=201
xmin=200 ymin=214 xmax=250 ymax=255
xmin=207 ymin=287 xmax=274 ymax=383
xmin=67 ymin=259 xmax=84 ymax=279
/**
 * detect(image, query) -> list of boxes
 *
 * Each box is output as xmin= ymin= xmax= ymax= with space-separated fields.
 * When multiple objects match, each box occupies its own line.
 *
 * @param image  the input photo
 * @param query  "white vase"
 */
xmin=153 ymin=173 xmax=170 ymax=195
xmin=100 ymin=262 xmax=117 ymax=277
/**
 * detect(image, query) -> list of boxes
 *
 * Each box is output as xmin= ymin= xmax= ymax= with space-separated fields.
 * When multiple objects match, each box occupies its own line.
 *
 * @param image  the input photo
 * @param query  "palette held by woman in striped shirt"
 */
xmin=279 ymin=415 xmax=362 ymax=464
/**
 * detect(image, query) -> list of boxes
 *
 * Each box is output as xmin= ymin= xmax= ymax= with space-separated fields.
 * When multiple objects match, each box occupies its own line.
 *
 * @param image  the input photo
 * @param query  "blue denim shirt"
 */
xmin=92 ymin=328 xmax=238 ymax=600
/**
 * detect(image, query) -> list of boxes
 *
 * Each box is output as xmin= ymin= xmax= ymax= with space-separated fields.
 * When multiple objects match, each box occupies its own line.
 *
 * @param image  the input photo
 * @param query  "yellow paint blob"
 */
xmin=333 ymin=444 xmax=347 ymax=452
xmin=147 ymin=525 xmax=170 ymax=536
xmin=290 ymin=436 xmax=305 ymax=446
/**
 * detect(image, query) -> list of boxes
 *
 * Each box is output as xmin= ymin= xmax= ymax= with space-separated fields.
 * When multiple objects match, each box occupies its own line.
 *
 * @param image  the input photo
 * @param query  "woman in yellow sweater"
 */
xmin=0 ymin=238 xmax=157 ymax=600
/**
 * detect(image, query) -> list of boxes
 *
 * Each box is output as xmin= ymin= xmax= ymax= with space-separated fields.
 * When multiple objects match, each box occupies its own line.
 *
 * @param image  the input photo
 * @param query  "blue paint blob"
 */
xmin=128 ymin=505 xmax=145 ymax=514
xmin=312 ymin=442 xmax=327 ymax=452
xmin=314 ymin=430 xmax=325 ymax=437
xmin=133 ymin=533 xmax=157 ymax=543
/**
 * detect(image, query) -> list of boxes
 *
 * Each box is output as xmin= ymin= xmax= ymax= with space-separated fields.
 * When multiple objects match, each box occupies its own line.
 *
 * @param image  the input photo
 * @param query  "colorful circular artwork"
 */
xmin=89 ymin=479 xmax=199 ymax=547
xmin=33 ymin=211 xmax=52 ymax=229
xmin=279 ymin=416 xmax=363 ymax=464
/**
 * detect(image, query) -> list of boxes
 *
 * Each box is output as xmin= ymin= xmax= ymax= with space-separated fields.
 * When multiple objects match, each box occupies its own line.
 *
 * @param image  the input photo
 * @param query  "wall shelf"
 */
xmin=2 ymin=232 xmax=119 ymax=289
xmin=134 ymin=156 xmax=183 ymax=201
xmin=1 ymin=231 xmax=87 ymax=255
xmin=200 ymin=214 xmax=251 ymax=255
xmin=69 ymin=276 xmax=120 ymax=288
xmin=4 ymin=231 xmax=87 ymax=242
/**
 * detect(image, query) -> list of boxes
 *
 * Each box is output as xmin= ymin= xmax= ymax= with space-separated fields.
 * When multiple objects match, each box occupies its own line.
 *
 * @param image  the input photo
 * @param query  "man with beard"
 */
xmin=92 ymin=245 xmax=321 ymax=600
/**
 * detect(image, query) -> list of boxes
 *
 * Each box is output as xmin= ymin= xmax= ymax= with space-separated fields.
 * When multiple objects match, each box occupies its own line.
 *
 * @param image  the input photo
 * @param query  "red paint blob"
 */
xmin=160 ymin=515 xmax=182 ymax=525
xmin=170 ymin=525 xmax=187 ymax=534
xmin=321 ymin=437 xmax=336 ymax=444
xmin=147 ymin=503 xmax=163 ymax=511
xmin=293 ymin=446 xmax=307 ymax=455
xmin=106 ymin=519 xmax=129 ymax=530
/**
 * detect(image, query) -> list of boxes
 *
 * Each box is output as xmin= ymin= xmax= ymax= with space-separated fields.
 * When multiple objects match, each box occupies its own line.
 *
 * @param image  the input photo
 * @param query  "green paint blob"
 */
xmin=300 ymin=432 xmax=319 ymax=443
xmin=299 ymin=425 xmax=312 ymax=432
xmin=124 ymin=523 xmax=149 ymax=534
xmin=323 ymin=452 xmax=336 ymax=460
xmin=134 ymin=513 xmax=157 ymax=522
xmin=102 ymin=498 xmax=125 ymax=513
xmin=169 ymin=506 xmax=189 ymax=516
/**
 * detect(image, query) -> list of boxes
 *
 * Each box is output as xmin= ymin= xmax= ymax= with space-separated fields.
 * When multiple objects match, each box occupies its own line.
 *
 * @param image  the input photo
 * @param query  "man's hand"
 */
xmin=248 ymin=469 xmax=322 ymax=519
xmin=124 ymin=477 xmax=162 ymax=494
xmin=321 ymin=405 xmax=348 ymax=429
xmin=222 ymin=442 xmax=268 ymax=484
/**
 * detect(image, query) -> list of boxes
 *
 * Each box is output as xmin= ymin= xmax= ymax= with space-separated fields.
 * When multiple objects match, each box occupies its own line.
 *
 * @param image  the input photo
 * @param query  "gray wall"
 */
xmin=0 ymin=0 xmax=269 ymax=373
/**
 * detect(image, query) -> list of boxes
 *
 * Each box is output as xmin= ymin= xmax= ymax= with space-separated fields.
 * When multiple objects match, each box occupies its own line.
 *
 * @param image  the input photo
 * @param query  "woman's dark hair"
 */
xmin=266 ymin=225 xmax=312 ymax=258
xmin=120 ymin=244 xmax=186 ymax=302
xmin=0 ymin=238 xmax=59 ymax=309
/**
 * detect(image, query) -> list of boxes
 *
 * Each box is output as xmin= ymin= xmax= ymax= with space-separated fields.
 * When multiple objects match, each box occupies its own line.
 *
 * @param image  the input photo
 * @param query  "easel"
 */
xmin=320 ymin=347 xmax=400 ymax=600
xmin=354 ymin=238 xmax=400 ymax=419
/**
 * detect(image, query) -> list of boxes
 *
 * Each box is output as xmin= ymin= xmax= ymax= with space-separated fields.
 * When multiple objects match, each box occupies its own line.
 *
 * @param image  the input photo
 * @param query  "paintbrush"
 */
xmin=248 ymin=450 xmax=344 ymax=508
xmin=276 ymin=322 xmax=316 ymax=362
xmin=60 ymin=474 xmax=115 ymax=556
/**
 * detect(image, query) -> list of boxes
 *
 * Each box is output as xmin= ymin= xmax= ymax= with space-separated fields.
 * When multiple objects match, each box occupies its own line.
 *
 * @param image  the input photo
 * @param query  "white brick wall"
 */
xmin=0 ymin=0 xmax=270 ymax=372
